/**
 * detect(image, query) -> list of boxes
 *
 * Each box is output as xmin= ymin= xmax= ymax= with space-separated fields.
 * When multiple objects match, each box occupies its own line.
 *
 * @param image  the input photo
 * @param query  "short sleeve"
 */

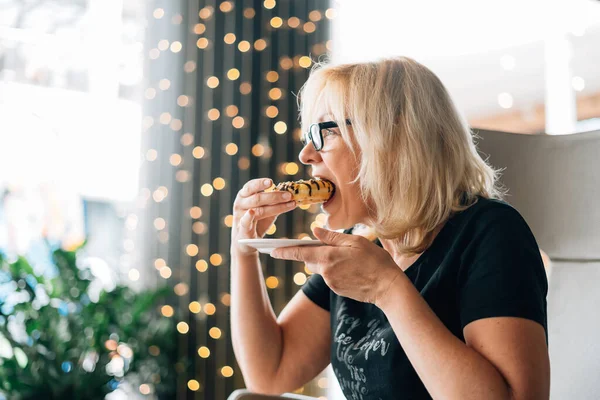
xmin=301 ymin=273 xmax=331 ymax=311
xmin=457 ymin=205 xmax=548 ymax=340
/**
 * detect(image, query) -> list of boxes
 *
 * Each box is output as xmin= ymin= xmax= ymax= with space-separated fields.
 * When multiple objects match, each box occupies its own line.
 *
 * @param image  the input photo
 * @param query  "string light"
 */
xmin=299 ymin=56 xmax=312 ymax=68
xmin=181 ymin=133 xmax=194 ymax=146
xmin=176 ymin=171 xmax=190 ymax=182
xmin=187 ymin=380 xmax=201 ymax=391
xmin=197 ymin=38 xmax=209 ymax=49
xmin=224 ymin=215 xmax=234 ymax=227
xmin=269 ymin=88 xmax=283 ymax=100
xmin=266 ymin=71 xmax=279 ymax=82
xmin=227 ymin=68 xmax=240 ymax=80
xmin=285 ymin=162 xmax=299 ymax=175
xmin=325 ymin=8 xmax=336 ymax=19
xmin=201 ymin=184 xmax=214 ymax=196
xmin=280 ymin=56 xmax=293 ymax=70
xmin=159 ymin=266 xmax=172 ymax=279
xmin=243 ymin=8 xmax=256 ymax=18
xmin=198 ymin=346 xmax=210 ymax=358
xmin=184 ymin=61 xmax=197 ymax=73
xmin=161 ymin=305 xmax=174 ymax=317
xmin=159 ymin=112 xmax=172 ymax=124
xmin=206 ymin=76 xmax=220 ymax=88
xmin=252 ymin=144 xmax=265 ymax=157
xmin=303 ymin=22 xmax=316 ymax=33
xmin=225 ymin=105 xmax=239 ymax=117
xmin=190 ymin=206 xmax=202 ymax=219
xmin=309 ymin=10 xmax=323 ymax=22
xmin=186 ymin=244 xmax=199 ymax=257
xmin=154 ymin=258 xmax=166 ymax=269
xmin=224 ymin=33 xmax=236 ymax=44
xmin=158 ymin=40 xmax=170 ymax=51
xmin=232 ymin=116 xmax=245 ymax=128
xmin=265 ymin=276 xmax=279 ymax=289
xmin=266 ymin=106 xmax=279 ymax=118
xmin=266 ymin=224 xmax=277 ymax=235
xmin=208 ymin=108 xmax=220 ymax=121
xmin=177 ymin=322 xmax=190 ymax=334
xmin=169 ymin=154 xmax=182 ymax=166
xmin=288 ymin=17 xmax=300 ymax=28
xmin=171 ymin=119 xmax=182 ymax=132
xmin=149 ymin=346 xmax=160 ymax=356
xmin=193 ymin=23 xmax=206 ymax=34
xmin=317 ymin=378 xmax=328 ymax=388
xmin=149 ymin=48 xmax=160 ymax=60
xmin=274 ymin=121 xmax=287 ymax=134
xmin=193 ymin=222 xmax=207 ymax=235
xmin=174 ymin=283 xmax=189 ymax=296
xmin=192 ymin=146 xmax=205 ymax=159
xmin=146 ymin=149 xmax=158 ymax=161
xmin=270 ymin=17 xmax=283 ymax=28
xmin=213 ymin=177 xmax=226 ymax=190
xmin=220 ymin=293 xmax=231 ymax=306
xmin=172 ymin=14 xmax=183 ymax=24
xmin=154 ymin=217 xmax=166 ymax=230
xmin=254 ymin=39 xmax=267 ymax=51
xmin=189 ymin=301 xmax=202 ymax=313
xmin=170 ymin=41 xmax=183 ymax=53
xmin=177 ymin=95 xmax=190 ymax=107
xmin=240 ymin=82 xmax=252 ymax=95
xmin=238 ymin=41 xmax=251 ymax=52
xmin=153 ymin=8 xmax=165 ymax=19
xmin=294 ymin=272 xmax=307 ymax=285
xmin=145 ymin=88 xmax=156 ymax=99
xmin=225 ymin=143 xmax=238 ymax=155
xmin=204 ymin=303 xmax=216 ymax=315
xmin=159 ymin=79 xmax=171 ymax=90
xmin=238 ymin=157 xmax=250 ymax=169
xmin=263 ymin=0 xmax=276 ymax=9
xmin=221 ymin=366 xmax=234 ymax=377
xmin=140 ymin=384 xmax=151 ymax=395
xmin=220 ymin=1 xmax=234 ymax=12
xmin=209 ymin=254 xmax=223 ymax=266
xmin=198 ymin=6 xmax=213 ymax=19
xmin=209 ymin=327 xmax=222 ymax=339
xmin=196 ymin=259 xmax=208 ymax=272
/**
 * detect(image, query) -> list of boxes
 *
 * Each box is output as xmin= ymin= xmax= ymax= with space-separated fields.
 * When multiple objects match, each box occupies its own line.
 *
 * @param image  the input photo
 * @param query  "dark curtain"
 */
xmin=141 ymin=1 xmax=332 ymax=399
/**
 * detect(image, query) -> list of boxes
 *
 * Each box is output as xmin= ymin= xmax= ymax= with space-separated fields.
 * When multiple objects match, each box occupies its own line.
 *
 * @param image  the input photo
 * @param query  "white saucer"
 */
xmin=238 ymin=238 xmax=323 ymax=254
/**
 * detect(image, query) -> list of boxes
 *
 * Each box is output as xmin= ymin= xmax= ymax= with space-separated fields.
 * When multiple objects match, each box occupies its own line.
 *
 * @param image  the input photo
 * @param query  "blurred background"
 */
xmin=0 ymin=0 xmax=599 ymax=399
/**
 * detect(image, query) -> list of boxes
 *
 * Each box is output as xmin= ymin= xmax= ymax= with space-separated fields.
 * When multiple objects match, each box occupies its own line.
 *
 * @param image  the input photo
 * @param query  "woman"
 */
xmin=230 ymin=57 xmax=550 ymax=399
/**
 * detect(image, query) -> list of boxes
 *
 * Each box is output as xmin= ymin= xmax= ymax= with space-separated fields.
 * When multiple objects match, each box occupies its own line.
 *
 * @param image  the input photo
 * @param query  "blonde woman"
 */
xmin=230 ymin=57 xmax=549 ymax=399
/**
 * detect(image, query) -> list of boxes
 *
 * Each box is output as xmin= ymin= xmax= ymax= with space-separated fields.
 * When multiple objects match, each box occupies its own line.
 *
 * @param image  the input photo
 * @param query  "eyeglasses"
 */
xmin=301 ymin=119 xmax=352 ymax=151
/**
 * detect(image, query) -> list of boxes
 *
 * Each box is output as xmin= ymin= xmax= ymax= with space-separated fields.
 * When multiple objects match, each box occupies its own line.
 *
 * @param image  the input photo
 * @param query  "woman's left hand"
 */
xmin=270 ymin=227 xmax=404 ymax=305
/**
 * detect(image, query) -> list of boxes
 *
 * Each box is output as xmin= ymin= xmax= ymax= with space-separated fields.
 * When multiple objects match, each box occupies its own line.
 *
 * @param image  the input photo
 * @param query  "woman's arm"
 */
xmin=376 ymin=271 xmax=550 ymax=400
xmin=230 ymin=251 xmax=331 ymax=394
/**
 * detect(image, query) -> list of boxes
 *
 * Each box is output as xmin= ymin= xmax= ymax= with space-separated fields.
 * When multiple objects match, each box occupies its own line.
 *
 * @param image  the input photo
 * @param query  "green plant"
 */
xmin=0 ymin=244 xmax=179 ymax=400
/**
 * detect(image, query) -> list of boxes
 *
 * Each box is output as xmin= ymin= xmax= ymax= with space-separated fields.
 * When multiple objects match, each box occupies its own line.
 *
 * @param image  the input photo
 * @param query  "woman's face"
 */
xmin=299 ymin=114 xmax=372 ymax=230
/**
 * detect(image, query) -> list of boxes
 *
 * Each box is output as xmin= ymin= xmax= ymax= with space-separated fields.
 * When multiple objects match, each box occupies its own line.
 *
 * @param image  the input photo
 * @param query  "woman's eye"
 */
xmin=323 ymin=128 xmax=337 ymax=138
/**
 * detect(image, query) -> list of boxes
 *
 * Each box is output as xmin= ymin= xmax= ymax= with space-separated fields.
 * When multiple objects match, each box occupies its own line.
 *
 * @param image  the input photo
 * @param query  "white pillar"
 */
xmin=543 ymin=33 xmax=577 ymax=135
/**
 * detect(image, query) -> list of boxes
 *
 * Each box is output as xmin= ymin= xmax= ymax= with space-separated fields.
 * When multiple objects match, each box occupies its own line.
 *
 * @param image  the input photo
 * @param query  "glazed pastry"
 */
xmin=266 ymin=177 xmax=335 ymax=205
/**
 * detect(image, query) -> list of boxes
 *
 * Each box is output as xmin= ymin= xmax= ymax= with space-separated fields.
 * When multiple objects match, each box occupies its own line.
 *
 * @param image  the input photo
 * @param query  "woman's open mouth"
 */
xmin=323 ymin=187 xmax=336 ymax=208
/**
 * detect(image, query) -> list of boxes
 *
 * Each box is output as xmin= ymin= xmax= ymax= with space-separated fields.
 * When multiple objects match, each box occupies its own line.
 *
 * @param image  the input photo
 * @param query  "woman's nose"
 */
xmin=299 ymin=142 xmax=321 ymax=165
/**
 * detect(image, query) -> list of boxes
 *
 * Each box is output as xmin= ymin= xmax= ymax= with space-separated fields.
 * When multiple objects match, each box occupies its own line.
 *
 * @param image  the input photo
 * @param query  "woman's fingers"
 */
xmin=251 ymin=201 xmax=296 ymax=220
xmin=239 ymin=209 xmax=256 ymax=232
xmin=235 ymin=191 xmax=292 ymax=211
xmin=238 ymin=178 xmax=272 ymax=198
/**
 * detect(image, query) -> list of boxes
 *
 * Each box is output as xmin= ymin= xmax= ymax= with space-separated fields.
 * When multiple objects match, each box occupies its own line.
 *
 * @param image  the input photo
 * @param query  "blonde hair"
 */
xmin=298 ymin=56 xmax=504 ymax=255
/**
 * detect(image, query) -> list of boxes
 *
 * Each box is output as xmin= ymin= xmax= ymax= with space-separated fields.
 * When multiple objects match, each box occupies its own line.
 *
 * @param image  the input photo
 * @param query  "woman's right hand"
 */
xmin=231 ymin=178 xmax=297 ymax=255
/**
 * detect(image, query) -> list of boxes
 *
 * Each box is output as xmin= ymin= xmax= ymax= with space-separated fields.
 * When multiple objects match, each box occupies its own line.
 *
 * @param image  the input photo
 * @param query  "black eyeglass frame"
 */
xmin=302 ymin=119 xmax=352 ymax=151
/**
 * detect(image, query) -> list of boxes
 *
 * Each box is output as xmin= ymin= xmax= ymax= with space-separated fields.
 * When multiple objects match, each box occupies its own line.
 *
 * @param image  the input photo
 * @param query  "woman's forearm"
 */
xmin=230 ymin=251 xmax=284 ymax=391
xmin=375 ymin=272 xmax=511 ymax=400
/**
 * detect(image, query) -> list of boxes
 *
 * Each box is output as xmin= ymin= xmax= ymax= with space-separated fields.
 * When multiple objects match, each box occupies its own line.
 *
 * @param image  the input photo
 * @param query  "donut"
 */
xmin=266 ymin=177 xmax=335 ymax=205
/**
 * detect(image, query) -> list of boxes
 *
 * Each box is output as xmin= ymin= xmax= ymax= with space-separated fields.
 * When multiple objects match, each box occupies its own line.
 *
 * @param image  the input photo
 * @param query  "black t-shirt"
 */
xmin=301 ymin=197 xmax=548 ymax=400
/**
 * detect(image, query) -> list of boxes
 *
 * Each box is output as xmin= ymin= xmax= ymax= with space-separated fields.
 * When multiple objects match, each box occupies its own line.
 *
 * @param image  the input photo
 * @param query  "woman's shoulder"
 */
xmin=454 ymin=195 xmax=534 ymax=240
